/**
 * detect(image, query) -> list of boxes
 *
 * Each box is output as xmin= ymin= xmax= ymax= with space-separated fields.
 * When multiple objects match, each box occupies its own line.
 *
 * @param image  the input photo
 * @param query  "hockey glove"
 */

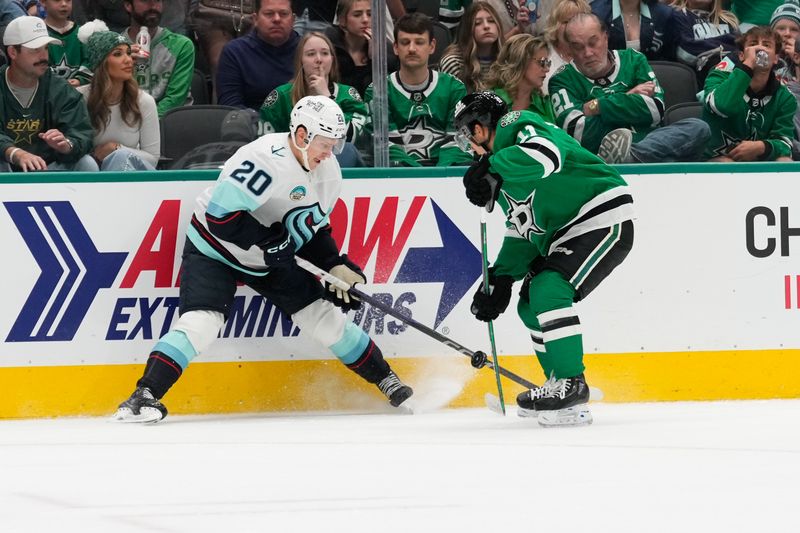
xmin=259 ymin=222 xmax=295 ymax=269
xmin=462 ymin=153 xmax=503 ymax=212
xmin=326 ymin=255 xmax=366 ymax=311
xmin=471 ymin=269 xmax=514 ymax=322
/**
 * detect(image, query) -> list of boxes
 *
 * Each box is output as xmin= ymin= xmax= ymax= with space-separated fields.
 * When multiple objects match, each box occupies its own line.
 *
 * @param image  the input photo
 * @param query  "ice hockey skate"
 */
xmin=113 ymin=387 xmax=168 ymax=423
xmin=377 ymin=371 xmax=414 ymax=407
xmin=535 ymin=373 xmax=593 ymax=427
xmin=515 ymin=375 xmax=557 ymax=418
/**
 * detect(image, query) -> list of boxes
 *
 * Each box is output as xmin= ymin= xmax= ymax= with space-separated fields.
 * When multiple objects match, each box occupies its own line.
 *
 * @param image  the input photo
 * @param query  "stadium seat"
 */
xmin=191 ymin=68 xmax=211 ymax=105
xmin=664 ymin=101 xmax=703 ymax=126
xmin=649 ymin=61 xmax=699 ymax=112
xmin=160 ymin=105 xmax=238 ymax=166
xmin=429 ymin=20 xmax=451 ymax=68
xmin=406 ymin=0 xmax=439 ymax=19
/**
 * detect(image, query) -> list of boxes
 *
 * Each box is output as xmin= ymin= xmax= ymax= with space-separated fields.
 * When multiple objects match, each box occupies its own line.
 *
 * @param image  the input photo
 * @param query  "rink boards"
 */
xmin=2 ymin=164 xmax=799 ymax=418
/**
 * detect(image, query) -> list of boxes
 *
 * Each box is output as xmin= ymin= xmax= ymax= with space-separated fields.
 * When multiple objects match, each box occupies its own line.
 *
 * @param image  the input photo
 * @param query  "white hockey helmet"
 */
xmin=289 ymin=96 xmax=347 ymax=164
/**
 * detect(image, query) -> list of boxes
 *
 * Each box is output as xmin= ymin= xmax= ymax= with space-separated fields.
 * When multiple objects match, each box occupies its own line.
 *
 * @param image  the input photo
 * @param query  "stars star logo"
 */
xmin=388 ymin=116 xmax=447 ymax=164
xmin=713 ymin=131 xmax=740 ymax=158
xmin=502 ymin=190 xmax=545 ymax=239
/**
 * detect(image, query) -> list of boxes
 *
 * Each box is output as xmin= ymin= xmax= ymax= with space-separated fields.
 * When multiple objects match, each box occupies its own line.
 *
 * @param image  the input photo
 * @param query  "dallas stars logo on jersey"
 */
xmin=366 ymin=70 xmax=471 ymax=167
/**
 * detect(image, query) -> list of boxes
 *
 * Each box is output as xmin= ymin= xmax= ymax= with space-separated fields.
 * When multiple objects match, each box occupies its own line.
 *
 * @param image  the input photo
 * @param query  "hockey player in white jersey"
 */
xmin=114 ymin=96 xmax=413 ymax=423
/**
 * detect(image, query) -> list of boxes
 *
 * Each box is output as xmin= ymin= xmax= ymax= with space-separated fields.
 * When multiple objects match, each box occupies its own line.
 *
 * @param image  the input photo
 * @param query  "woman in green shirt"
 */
xmin=260 ymin=31 xmax=369 ymax=167
xmin=485 ymin=34 xmax=556 ymax=124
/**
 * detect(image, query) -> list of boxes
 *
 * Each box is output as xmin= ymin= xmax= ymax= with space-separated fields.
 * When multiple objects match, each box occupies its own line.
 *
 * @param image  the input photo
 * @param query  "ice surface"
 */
xmin=2 ymin=400 xmax=798 ymax=533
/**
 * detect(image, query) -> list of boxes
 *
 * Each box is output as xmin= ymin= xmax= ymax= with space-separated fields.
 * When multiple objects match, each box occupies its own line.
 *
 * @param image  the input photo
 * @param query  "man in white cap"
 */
xmin=0 ymin=16 xmax=97 ymax=171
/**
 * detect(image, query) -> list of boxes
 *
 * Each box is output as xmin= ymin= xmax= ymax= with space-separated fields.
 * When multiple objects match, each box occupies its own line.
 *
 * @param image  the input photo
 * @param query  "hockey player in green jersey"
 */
xmin=364 ymin=12 xmax=472 ymax=167
xmin=702 ymin=25 xmax=796 ymax=161
xmin=454 ymin=91 xmax=634 ymax=426
xmin=549 ymin=12 xmax=709 ymax=164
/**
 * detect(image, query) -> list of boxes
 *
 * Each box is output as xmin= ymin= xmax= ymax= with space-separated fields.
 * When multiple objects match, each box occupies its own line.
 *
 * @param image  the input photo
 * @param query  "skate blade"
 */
xmin=484 ymin=393 xmax=506 ymax=415
xmin=589 ymin=386 xmax=604 ymax=402
xmin=516 ymin=407 xmax=538 ymax=418
xmin=537 ymin=405 xmax=592 ymax=427
xmin=111 ymin=407 xmax=164 ymax=424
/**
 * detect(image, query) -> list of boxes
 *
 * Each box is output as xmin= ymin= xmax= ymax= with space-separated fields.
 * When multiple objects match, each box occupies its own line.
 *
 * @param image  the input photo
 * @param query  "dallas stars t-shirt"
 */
xmin=487 ymin=110 xmax=634 ymax=279
xmin=702 ymin=55 xmax=795 ymax=160
xmin=48 ymin=23 xmax=92 ymax=84
xmin=365 ymin=69 xmax=472 ymax=167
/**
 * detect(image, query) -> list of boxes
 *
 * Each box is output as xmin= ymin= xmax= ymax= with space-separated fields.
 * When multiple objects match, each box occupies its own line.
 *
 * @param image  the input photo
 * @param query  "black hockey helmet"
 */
xmin=453 ymin=92 xmax=509 ymax=152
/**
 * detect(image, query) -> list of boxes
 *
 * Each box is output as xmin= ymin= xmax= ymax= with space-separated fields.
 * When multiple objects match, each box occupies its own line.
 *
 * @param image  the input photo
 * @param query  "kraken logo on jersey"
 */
xmin=284 ymin=203 xmax=326 ymax=249
xmin=502 ymin=190 xmax=545 ymax=240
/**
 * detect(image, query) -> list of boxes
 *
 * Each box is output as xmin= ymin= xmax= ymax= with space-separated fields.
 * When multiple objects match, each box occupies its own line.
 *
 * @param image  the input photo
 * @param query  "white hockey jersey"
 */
xmin=186 ymin=133 xmax=342 ymax=276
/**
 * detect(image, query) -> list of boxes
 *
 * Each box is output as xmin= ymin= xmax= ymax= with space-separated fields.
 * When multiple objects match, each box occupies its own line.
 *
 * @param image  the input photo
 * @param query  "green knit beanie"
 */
xmin=771 ymin=2 xmax=800 ymax=30
xmin=77 ymin=19 xmax=129 ymax=70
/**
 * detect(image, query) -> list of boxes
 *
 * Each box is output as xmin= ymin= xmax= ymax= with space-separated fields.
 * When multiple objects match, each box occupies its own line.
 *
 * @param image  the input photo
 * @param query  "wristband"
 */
xmin=7 ymin=147 xmax=20 ymax=164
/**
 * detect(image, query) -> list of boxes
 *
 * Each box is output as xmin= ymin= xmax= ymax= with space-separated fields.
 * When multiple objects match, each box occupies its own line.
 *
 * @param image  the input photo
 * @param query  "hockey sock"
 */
xmin=136 ymin=351 xmax=183 ymax=399
xmin=345 ymin=340 xmax=391 ymax=384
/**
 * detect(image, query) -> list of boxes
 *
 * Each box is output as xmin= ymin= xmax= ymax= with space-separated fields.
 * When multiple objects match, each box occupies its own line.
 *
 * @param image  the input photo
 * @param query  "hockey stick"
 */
xmin=294 ymin=256 xmax=540 ymax=390
xmin=480 ymin=207 xmax=506 ymax=415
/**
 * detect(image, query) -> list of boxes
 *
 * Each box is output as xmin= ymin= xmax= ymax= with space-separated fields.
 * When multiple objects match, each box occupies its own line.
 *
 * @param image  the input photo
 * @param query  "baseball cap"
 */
xmin=3 ymin=16 xmax=62 ymax=48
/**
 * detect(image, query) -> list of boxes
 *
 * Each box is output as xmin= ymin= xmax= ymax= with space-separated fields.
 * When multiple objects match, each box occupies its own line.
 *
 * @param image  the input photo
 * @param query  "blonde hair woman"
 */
xmin=542 ymin=0 xmax=592 ymax=92
xmin=260 ymin=32 xmax=369 ymax=167
xmin=485 ymin=34 xmax=556 ymax=122
xmin=439 ymin=1 xmax=505 ymax=93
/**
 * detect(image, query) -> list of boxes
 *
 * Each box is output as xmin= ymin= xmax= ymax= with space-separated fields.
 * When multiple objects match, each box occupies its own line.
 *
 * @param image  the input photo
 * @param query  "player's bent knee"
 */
xmin=292 ymin=299 xmax=347 ymax=347
xmin=172 ymin=310 xmax=225 ymax=354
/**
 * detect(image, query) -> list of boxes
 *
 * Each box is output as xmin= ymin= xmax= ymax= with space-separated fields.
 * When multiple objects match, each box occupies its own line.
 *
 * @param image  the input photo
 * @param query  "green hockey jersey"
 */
xmin=488 ymin=110 xmax=635 ymax=279
xmin=260 ymin=82 xmax=369 ymax=142
xmin=365 ymin=69 xmax=472 ymax=167
xmin=548 ymin=49 xmax=664 ymax=153
xmin=48 ymin=23 xmax=91 ymax=85
xmin=702 ymin=55 xmax=796 ymax=160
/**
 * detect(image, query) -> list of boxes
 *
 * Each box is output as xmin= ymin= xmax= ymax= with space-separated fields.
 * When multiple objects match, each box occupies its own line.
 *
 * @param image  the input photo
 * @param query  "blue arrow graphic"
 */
xmin=395 ymin=200 xmax=481 ymax=328
xmin=5 ymin=202 xmax=127 ymax=342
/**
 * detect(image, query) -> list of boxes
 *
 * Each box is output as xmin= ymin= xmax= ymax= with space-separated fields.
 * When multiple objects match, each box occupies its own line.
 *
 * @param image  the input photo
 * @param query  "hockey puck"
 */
xmin=471 ymin=350 xmax=488 ymax=368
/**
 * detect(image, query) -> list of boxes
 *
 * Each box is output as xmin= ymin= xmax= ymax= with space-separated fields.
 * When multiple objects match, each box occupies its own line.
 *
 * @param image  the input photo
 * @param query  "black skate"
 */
xmin=377 ymin=371 xmax=414 ymax=407
xmin=516 ymin=376 xmax=557 ymax=418
xmin=535 ymin=373 xmax=592 ymax=427
xmin=112 ymin=387 xmax=168 ymax=423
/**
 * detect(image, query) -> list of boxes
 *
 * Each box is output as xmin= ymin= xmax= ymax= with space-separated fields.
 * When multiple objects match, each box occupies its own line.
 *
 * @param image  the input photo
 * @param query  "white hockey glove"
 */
xmin=327 ymin=256 xmax=366 ymax=311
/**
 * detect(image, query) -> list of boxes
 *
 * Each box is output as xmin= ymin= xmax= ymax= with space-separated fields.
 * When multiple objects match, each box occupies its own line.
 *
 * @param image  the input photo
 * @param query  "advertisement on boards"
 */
xmin=2 ymin=170 xmax=799 ymax=369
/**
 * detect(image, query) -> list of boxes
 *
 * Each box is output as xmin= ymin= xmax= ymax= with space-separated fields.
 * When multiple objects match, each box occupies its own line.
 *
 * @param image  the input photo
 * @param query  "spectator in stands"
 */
xmin=591 ymin=0 xmax=673 ymax=60
xmin=76 ymin=20 xmax=159 ymax=170
xmin=729 ymin=1 xmax=784 ymax=32
xmin=0 ymin=16 xmax=96 ymax=171
xmin=668 ymin=0 xmax=740 ymax=85
xmin=1 ymin=0 xmax=26 ymax=38
xmin=325 ymin=0 xmax=397 ymax=98
xmin=702 ymin=25 xmax=795 ymax=161
xmin=439 ymin=1 xmax=504 ymax=94
xmin=186 ymin=0 xmax=252 ymax=100
xmin=440 ymin=0 xmax=538 ymax=39
xmin=122 ymin=0 xmax=194 ymax=116
xmin=485 ymin=34 xmax=556 ymax=122
xmin=73 ymin=0 xmax=191 ymax=35
xmin=550 ymin=13 xmax=709 ymax=163
xmin=543 ymin=0 xmax=592 ymax=93
xmin=771 ymin=2 xmax=800 ymax=83
xmin=770 ymin=2 xmax=800 ymax=157
xmin=44 ymin=0 xmax=91 ymax=86
xmin=365 ymin=12 xmax=471 ymax=167
xmin=216 ymin=0 xmax=299 ymax=110
xmin=260 ymin=31 xmax=368 ymax=167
